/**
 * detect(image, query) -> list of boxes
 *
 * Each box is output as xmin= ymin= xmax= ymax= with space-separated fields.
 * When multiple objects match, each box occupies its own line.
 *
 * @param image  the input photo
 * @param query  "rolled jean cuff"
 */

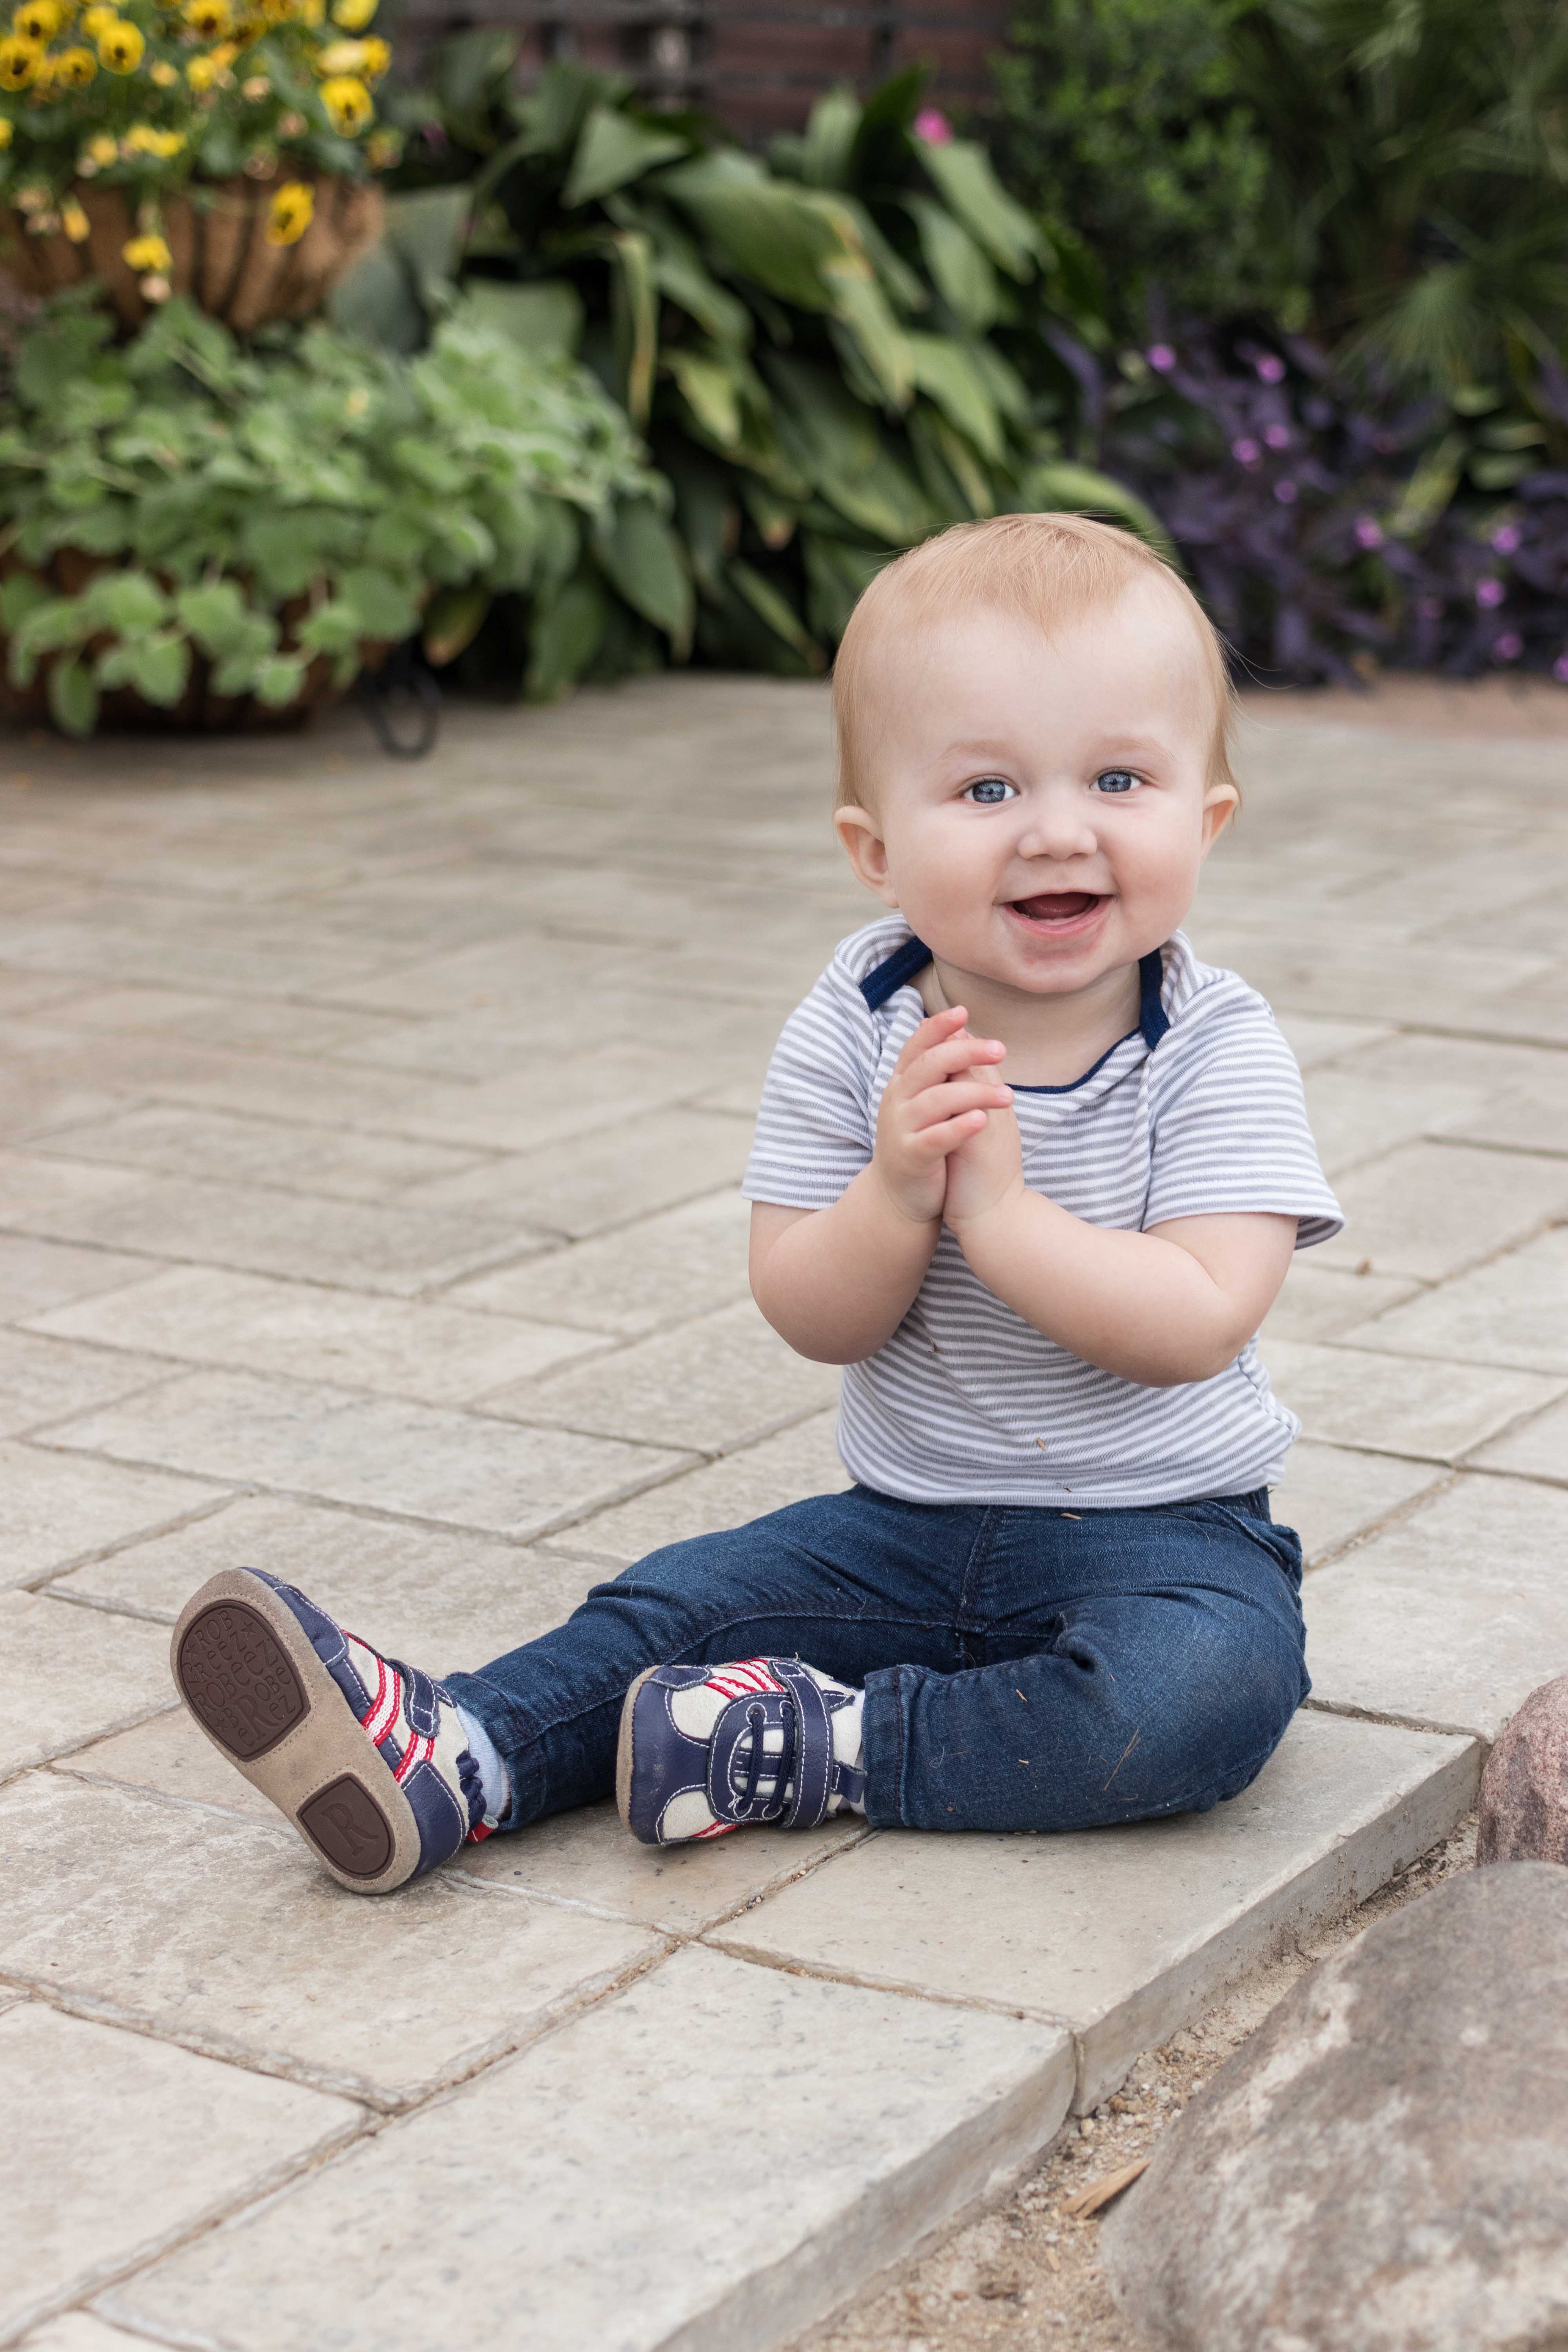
xmin=442 ymin=1668 xmax=546 ymax=1835
xmin=860 ymin=1665 xmax=908 ymax=1830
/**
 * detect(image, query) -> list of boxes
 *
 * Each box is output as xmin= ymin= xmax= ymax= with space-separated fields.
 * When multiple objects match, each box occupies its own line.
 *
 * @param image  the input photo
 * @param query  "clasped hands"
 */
xmin=872 ymin=1004 xmax=1025 ymax=1238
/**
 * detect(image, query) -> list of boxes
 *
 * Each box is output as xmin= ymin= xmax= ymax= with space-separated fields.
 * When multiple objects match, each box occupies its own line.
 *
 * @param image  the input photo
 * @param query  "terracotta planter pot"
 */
xmin=0 ymin=169 xmax=383 ymax=336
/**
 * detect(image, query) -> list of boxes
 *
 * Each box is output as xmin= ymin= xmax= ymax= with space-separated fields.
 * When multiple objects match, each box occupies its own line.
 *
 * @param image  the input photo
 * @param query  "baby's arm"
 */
xmin=750 ymin=1005 xmax=1011 ymax=1364
xmin=953 ymin=1181 xmax=1296 ymax=1388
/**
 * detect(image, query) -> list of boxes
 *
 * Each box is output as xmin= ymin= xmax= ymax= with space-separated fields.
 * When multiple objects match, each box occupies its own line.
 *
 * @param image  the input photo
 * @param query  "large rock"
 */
xmin=1102 ymin=1866 xmax=1568 ymax=2352
xmin=1478 ymin=1675 xmax=1568 ymax=1865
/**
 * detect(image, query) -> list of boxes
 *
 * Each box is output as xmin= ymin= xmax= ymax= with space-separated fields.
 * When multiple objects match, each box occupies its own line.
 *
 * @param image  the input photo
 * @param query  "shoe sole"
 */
xmin=171 ymin=1568 xmax=422 ymax=1895
xmin=615 ymin=1663 xmax=662 ymax=1842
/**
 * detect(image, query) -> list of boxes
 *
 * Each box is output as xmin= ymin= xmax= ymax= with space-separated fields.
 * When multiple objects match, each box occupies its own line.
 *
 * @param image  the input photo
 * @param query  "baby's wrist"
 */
xmin=947 ymin=1180 xmax=1031 ymax=1258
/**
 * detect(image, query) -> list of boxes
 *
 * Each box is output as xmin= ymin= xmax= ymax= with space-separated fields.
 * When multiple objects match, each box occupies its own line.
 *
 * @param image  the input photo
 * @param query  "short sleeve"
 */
xmin=742 ymin=962 xmax=878 ymax=1210
xmin=1143 ymin=989 xmax=1343 ymax=1248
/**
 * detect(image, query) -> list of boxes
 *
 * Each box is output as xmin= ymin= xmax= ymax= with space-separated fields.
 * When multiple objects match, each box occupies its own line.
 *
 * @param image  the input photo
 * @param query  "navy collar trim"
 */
xmin=859 ymin=936 xmax=1169 ymax=1049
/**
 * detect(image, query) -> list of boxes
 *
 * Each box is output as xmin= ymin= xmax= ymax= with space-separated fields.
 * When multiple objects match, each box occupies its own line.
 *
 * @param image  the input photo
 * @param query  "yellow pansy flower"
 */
xmin=148 ymin=54 xmax=176 ymax=81
xmin=357 ymin=33 xmax=385 ymax=76
xmin=96 ymin=15 xmax=144 ymax=67
xmin=61 ymin=195 xmax=90 ymax=240
xmin=78 ymin=2 xmax=114 ymax=35
xmin=265 ymin=177 xmax=312 ymax=243
xmin=313 ymin=35 xmax=361 ymax=72
xmin=182 ymin=0 xmax=228 ymax=31
xmin=0 ymin=116 xmax=11 ymax=144
xmin=48 ymin=39 xmax=95 ymax=78
xmin=0 ymin=33 xmax=43 ymax=85
xmin=184 ymin=48 xmax=214 ymax=85
xmin=12 ymin=0 xmax=60 ymax=37
xmin=122 ymin=229 xmax=171 ymax=269
xmin=125 ymin=120 xmax=183 ymax=152
xmin=330 ymin=0 xmax=373 ymax=25
xmin=317 ymin=69 xmax=369 ymax=131
xmin=83 ymin=127 xmax=116 ymax=160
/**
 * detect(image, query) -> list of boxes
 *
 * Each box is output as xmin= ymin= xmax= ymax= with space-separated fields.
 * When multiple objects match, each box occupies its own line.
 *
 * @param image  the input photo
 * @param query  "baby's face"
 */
xmin=836 ymin=580 xmax=1237 ymax=1001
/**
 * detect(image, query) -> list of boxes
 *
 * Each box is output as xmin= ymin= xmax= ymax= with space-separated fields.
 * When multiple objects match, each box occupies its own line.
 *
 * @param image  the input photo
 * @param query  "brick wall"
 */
xmin=392 ymin=2 xmax=1012 ymax=140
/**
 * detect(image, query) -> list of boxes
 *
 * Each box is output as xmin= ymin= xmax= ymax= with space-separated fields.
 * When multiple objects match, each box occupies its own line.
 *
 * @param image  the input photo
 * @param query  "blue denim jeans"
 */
xmin=445 ymin=1483 xmax=1309 ymax=1836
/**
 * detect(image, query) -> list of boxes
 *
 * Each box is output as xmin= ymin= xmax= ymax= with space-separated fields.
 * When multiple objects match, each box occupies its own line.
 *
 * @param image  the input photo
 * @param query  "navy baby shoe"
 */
xmin=616 ymin=1655 xmax=866 ymax=1845
xmin=172 ymin=1566 xmax=488 ymax=1893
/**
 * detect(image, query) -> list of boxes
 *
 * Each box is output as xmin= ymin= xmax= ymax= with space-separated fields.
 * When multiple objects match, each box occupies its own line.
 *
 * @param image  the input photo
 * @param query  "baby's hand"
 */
xmin=873 ymin=1006 xmax=1012 ymax=1225
xmin=942 ymin=1059 xmax=1024 ymax=1234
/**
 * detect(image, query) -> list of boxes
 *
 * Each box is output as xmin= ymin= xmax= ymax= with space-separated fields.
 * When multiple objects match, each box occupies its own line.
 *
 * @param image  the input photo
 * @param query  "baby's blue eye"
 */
xmin=964 ymin=777 xmax=1016 ymax=804
xmin=1094 ymin=769 xmax=1140 ymax=795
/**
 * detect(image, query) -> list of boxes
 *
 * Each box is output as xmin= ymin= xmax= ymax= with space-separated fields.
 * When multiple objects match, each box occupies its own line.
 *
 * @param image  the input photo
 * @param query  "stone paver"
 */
xmin=0 ymin=2002 xmax=357 ymax=2341
xmin=42 ymin=1368 xmax=689 ymax=1539
xmin=717 ymin=1710 xmax=1477 ymax=2112
xmin=2 ymin=686 xmax=1564 ymax=2350
xmin=0 ymin=1773 xmax=659 ymax=2105
xmin=1305 ymin=1474 xmax=1568 ymax=1738
xmin=28 ymin=1262 xmax=607 ymax=1406
xmin=103 ymin=1944 xmax=1073 ymax=2352
xmin=0 ymin=1592 xmax=177 ymax=1774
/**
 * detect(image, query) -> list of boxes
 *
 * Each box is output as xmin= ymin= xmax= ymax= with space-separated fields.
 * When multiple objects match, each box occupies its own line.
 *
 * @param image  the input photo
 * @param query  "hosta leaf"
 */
xmin=611 ymin=230 xmax=658 ymax=427
xmin=423 ymin=583 xmax=492 ymax=668
xmin=727 ymin=559 xmax=824 ymax=668
xmin=802 ymin=530 xmax=887 ymax=640
xmin=644 ymin=217 xmax=751 ymax=348
xmin=48 ymin=657 xmax=99 ymax=737
xmin=917 ymin=138 xmax=1042 ymax=281
xmin=799 ymin=87 xmax=860 ymax=189
xmin=661 ymin=155 xmax=846 ymax=311
xmin=526 ymin=573 xmax=608 ymax=699
xmin=904 ymin=196 xmax=998 ymax=334
xmin=455 ymin=280 xmax=584 ymax=358
xmin=563 ymin=103 xmax=688 ymax=208
xmin=665 ymin=348 xmax=745 ymax=449
xmin=967 ymin=339 xmax=1031 ymax=426
xmin=824 ymin=262 xmax=913 ymax=409
xmin=906 ymin=336 xmax=1005 ymax=463
xmin=593 ymin=495 xmax=693 ymax=652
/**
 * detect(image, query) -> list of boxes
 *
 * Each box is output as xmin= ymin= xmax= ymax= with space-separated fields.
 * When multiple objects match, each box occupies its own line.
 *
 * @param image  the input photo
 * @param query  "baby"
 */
xmin=171 ymin=512 xmax=1341 ymax=1893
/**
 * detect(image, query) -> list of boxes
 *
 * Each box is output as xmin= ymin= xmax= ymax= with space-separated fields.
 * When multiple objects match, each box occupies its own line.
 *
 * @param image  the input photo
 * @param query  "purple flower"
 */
xmin=1492 ymin=632 xmax=1523 ymax=662
xmin=1264 ymin=423 xmax=1291 ymax=449
xmin=1491 ymin=523 xmax=1521 ymax=555
xmin=913 ymin=107 xmax=952 ymax=144
xmin=1475 ymin=577 xmax=1506 ymax=608
xmin=1146 ymin=343 xmax=1176 ymax=374
xmin=1353 ymin=516 xmax=1384 ymax=549
xmin=1554 ymin=654 xmax=1568 ymax=684
xmin=1273 ymin=479 xmax=1298 ymax=504
xmin=1232 ymin=437 xmax=1260 ymax=465
xmin=1419 ymin=596 xmax=1444 ymax=619
xmin=1256 ymin=355 xmax=1286 ymax=383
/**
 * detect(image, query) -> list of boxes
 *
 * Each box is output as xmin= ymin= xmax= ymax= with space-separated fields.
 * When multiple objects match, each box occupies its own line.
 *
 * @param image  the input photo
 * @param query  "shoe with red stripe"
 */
xmin=171 ymin=1566 xmax=489 ymax=1895
xmin=616 ymin=1655 xmax=866 ymax=1846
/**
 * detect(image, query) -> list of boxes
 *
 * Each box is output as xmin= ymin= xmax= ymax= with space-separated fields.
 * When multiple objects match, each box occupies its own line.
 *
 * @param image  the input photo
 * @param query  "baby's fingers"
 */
xmin=900 ymin=1029 xmax=1007 ymax=1094
xmin=891 ymin=1006 xmax=969 ymax=1077
xmin=907 ymin=1078 xmax=1012 ymax=1128
xmin=905 ymin=1107 xmax=990 ymax=1159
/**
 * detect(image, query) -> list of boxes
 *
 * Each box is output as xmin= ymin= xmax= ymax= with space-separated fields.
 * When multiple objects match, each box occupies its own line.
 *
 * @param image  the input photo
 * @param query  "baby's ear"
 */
xmin=1200 ymin=780 xmax=1241 ymax=850
xmin=834 ymin=804 xmax=899 ymax=904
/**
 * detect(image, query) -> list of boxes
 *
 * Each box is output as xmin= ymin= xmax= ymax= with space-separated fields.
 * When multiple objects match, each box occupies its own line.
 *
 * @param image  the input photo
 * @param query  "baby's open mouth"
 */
xmin=1006 ymin=891 xmax=1105 ymax=926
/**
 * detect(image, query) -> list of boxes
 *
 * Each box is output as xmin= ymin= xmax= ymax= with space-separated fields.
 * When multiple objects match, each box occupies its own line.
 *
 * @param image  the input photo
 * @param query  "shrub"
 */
xmin=351 ymin=52 xmax=1158 ymax=686
xmin=0 ymin=289 xmax=658 ymax=730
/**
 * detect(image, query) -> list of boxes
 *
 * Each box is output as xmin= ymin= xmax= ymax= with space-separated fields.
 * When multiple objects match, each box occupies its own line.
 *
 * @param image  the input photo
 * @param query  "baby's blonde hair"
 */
xmin=832 ymin=511 xmax=1238 ymax=810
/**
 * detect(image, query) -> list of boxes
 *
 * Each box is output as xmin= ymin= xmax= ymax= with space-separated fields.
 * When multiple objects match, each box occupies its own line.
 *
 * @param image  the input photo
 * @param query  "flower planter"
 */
xmin=0 ymin=550 xmax=390 ymax=734
xmin=0 ymin=168 xmax=382 ymax=336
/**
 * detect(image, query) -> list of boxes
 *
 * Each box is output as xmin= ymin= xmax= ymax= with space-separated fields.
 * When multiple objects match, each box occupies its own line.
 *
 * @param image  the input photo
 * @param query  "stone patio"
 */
xmin=1 ymin=678 xmax=1565 ymax=2352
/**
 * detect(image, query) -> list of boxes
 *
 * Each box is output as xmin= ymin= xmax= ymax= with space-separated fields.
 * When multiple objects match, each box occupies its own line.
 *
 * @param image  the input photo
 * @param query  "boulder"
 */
xmin=1102 ymin=1865 xmax=1568 ymax=2352
xmin=1478 ymin=1674 xmax=1568 ymax=1865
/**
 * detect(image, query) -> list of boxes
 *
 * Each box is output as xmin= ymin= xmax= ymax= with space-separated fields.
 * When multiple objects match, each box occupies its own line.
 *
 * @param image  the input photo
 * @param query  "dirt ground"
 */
xmin=799 ymin=1815 xmax=1478 ymax=2352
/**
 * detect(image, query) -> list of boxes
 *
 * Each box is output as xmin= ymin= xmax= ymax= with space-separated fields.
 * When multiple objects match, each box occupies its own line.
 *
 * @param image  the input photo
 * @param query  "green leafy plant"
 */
xmin=1227 ymin=0 xmax=1568 ymax=393
xmin=992 ymin=0 xmax=1296 ymax=337
xmin=354 ymin=49 xmax=1158 ymax=681
xmin=0 ymin=288 xmax=659 ymax=731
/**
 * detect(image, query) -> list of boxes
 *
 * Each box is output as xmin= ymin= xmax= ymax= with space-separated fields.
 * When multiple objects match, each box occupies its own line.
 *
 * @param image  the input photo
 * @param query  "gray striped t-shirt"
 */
xmin=743 ymin=916 xmax=1343 ymax=1509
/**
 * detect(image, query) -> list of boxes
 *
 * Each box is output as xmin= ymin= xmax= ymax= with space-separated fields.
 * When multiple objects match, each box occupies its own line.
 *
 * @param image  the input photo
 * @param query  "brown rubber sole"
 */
xmin=171 ymin=1568 xmax=422 ymax=1895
